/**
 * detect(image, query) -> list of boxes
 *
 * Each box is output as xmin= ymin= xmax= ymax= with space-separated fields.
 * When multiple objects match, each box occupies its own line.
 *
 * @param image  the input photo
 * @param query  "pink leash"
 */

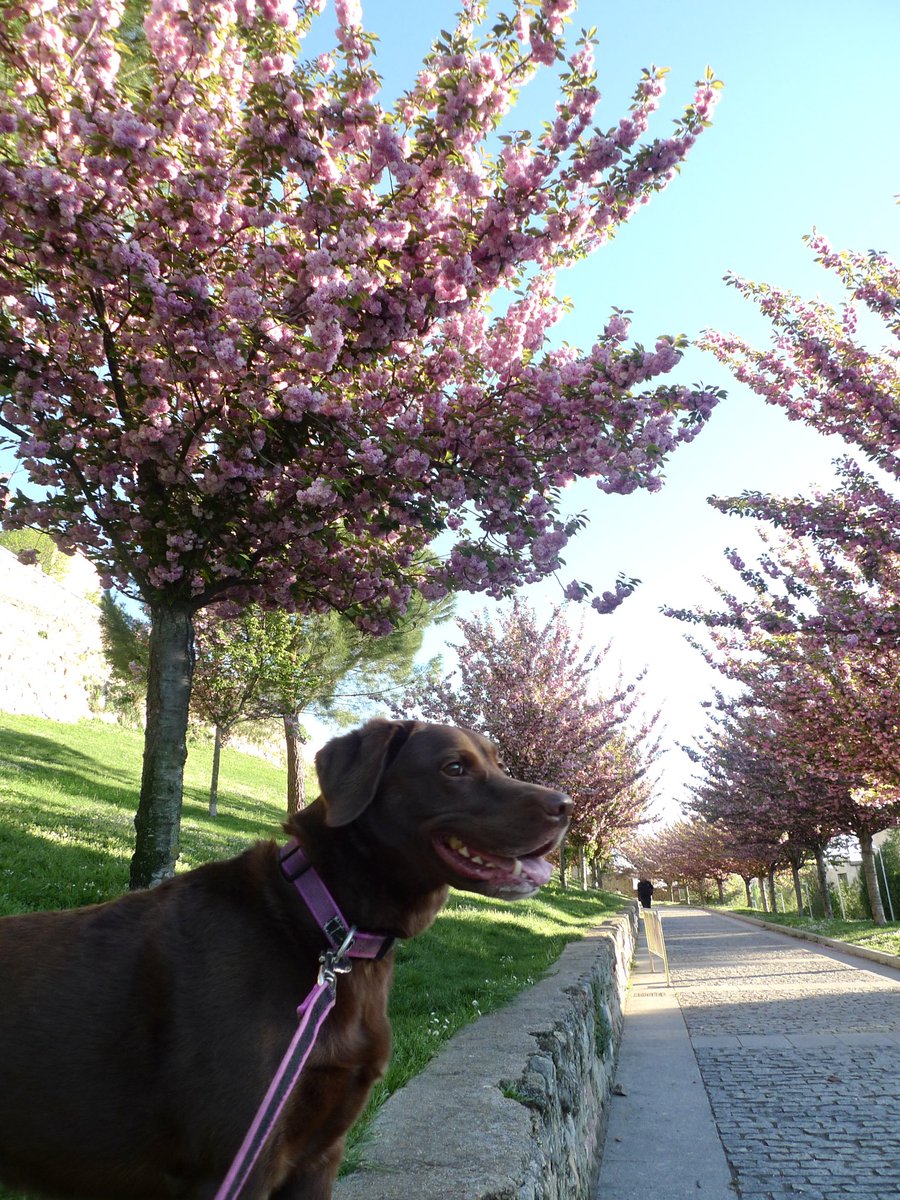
xmin=214 ymin=842 xmax=393 ymax=1200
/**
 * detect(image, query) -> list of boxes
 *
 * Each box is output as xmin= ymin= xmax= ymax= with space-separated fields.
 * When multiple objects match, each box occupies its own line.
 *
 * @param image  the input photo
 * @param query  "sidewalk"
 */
xmin=596 ymin=906 xmax=900 ymax=1200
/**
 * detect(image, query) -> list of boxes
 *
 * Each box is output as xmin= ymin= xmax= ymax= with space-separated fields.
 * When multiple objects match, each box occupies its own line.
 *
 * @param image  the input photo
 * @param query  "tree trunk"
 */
xmin=790 ymin=859 xmax=804 ymax=915
xmin=209 ymin=724 xmax=223 ymax=818
xmin=758 ymin=876 xmax=769 ymax=913
xmin=558 ymin=834 xmax=568 ymax=889
xmin=858 ymin=829 xmax=887 ymax=925
xmin=742 ymin=875 xmax=753 ymax=907
xmin=284 ymin=713 xmax=307 ymax=816
xmin=579 ymin=846 xmax=588 ymax=891
xmin=767 ymin=868 xmax=777 ymax=913
xmin=130 ymin=602 xmax=194 ymax=889
xmin=717 ymin=878 xmax=725 ymax=904
xmin=815 ymin=847 xmax=834 ymax=919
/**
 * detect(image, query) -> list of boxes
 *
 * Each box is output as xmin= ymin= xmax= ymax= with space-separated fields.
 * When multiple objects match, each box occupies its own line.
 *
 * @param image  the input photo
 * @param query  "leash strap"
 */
xmin=214 ymin=979 xmax=336 ymax=1200
xmin=213 ymin=842 xmax=394 ymax=1200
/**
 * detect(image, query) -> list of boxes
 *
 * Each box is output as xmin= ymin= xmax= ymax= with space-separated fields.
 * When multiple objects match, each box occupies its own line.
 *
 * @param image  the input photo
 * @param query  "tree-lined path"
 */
xmin=597 ymin=907 xmax=900 ymax=1200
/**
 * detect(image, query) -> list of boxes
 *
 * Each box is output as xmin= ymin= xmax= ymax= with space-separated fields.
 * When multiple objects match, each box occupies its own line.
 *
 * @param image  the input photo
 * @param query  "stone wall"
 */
xmin=0 ymin=546 xmax=108 ymax=722
xmin=335 ymin=905 xmax=638 ymax=1200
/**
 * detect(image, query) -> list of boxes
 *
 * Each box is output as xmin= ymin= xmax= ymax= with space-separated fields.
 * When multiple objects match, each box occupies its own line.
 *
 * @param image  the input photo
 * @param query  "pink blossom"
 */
xmin=334 ymin=0 xmax=362 ymax=29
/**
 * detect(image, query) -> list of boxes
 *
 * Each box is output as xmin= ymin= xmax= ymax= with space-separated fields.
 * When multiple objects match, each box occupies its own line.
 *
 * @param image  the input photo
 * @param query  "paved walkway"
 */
xmin=596 ymin=906 xmax=900 ymax=1200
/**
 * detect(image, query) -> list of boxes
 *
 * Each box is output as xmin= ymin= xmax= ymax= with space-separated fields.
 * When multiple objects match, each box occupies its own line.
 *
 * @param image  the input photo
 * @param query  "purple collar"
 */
xmin=279 ymin=840 xmax=394 ymax=962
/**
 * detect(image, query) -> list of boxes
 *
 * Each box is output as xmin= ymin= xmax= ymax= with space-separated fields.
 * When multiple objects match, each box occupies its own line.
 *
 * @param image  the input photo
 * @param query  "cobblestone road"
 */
xmin=664 ymin=908 xmax=900 ymax=1200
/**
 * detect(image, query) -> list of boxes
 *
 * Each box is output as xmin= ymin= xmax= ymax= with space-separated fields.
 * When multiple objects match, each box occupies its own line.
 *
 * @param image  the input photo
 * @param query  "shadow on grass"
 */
xmin=0 ymin=725 xmax=285 ymax=918
xmin=180 ymin=788 xmax=287 ymax=840
xmin=0 ymin=725 xmax=283 ymax=836
xmin=0 ymin=727 xmax=107 ymax=773
xmin=0 ymin=724 xmax=128 ymax=782
xmin=0 ymin=823 xmax=130 ymax=916
xmin=0 ymin=726 xmax=140 ymax=809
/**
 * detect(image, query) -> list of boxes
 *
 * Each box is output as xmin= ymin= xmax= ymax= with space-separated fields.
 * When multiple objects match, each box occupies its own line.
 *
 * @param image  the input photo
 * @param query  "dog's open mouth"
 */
xmin=431 ymin=833 xmax=555 ymax=895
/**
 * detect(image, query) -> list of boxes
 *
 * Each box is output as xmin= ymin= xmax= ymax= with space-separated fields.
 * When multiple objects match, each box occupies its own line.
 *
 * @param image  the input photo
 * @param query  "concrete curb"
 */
xmin=710 ymin=907 xmax=900 ymax=970
xmin=334 ymin=905 xmax=638 ymax=1200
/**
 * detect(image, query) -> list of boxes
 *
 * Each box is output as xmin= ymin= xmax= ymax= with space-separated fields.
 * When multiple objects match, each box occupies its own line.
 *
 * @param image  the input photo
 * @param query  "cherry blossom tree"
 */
xmin=686 ymin=706 xmax=851 ymax=915
xmin=661 ymin=217 xmax=900 ymax=917
xmin=739 ymin=655 xmax=900 ymax=925
xmin=672 ymin=536 xmax=900 ymax=923
xmin=682 ymin=818 xmax=734 ymax=903
xmin=698 ymin=228 xmax=899 ymax=644
xmin=667 ymin=239 xmax=900 ymax=911
xmin=402 ymin=599 xmax=661 ymax=880
xmin=702 ymin=234 xmax=899 ymax=481
xmin=703 ymin=467 xmax=900 ymax=649
xmin=0 ymin=0 xmax=722 ymax=885
xmin=625 ymin=818 xmax=729 ymax=903
xmin=666 ymin=473 xmax=900 ymax=919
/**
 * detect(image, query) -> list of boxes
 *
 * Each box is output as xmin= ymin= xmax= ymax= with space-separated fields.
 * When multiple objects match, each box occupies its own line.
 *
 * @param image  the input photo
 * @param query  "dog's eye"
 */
xmin=442 ymin=761 xmax=465 ymax=776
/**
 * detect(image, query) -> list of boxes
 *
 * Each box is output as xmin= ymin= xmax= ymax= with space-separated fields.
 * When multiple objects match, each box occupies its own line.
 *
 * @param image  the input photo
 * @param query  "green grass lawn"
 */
xmin=724 ymin=906 xmax=900 ymax=957
xmin=0 ymin=713 xmax=625 ymax=1195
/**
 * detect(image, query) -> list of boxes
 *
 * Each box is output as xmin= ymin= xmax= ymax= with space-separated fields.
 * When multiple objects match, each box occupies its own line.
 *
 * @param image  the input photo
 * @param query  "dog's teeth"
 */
xmin=511 ymin=859 xmax=523 ymax=877
xmin=447 ymin=836 xmax=480 ymax=861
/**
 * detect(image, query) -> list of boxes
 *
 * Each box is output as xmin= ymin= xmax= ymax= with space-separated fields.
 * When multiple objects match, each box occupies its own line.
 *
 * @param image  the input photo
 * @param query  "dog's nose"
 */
xmin=541 ymin=791 xmax=572 ymax=820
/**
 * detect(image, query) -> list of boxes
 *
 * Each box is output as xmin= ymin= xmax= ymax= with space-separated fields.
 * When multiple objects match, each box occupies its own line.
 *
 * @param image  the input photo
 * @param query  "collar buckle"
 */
xmin=323 ymin=915 xmax=350 ymax=948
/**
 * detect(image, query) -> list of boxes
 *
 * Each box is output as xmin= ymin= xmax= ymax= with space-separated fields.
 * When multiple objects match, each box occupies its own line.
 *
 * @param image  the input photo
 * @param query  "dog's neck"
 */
xmin=284 ymin=802 xmax=450 ymax=942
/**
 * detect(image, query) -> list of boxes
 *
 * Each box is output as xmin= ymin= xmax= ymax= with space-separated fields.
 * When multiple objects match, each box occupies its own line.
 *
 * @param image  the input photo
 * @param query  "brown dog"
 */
xmin=0 ymin=719 xmax=570 ymax=1200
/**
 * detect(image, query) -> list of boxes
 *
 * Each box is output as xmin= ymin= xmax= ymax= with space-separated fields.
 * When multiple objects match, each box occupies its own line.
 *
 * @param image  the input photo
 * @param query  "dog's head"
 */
xmin=312 ymin=718 xmax=571 ymax=900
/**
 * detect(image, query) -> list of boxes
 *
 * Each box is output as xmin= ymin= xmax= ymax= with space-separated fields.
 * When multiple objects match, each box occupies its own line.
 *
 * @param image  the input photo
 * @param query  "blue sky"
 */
xmin=341 ymin=0 xmax=899 ymax=819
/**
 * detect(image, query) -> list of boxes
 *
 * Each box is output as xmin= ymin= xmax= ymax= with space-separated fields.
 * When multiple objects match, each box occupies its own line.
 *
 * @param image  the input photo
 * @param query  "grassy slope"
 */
xmin=0 ymin=714 xmax=289 ymax=916
xmin=0 ymin=714 xmax=624 ymax=1193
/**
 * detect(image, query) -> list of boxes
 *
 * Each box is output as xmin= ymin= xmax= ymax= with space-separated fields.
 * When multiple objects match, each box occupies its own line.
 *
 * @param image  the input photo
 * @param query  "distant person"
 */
xmin=637 ymin=878 xmax=654 ymax=909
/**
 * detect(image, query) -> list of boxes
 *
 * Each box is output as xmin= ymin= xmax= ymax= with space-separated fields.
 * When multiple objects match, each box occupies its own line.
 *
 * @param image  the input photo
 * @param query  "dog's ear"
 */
xmin=315 ymin=719 xmax=415 ymax=827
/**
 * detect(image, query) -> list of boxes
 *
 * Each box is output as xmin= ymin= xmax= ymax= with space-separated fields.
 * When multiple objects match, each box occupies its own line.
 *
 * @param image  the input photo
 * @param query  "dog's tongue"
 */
xmin=518 ymin=854 xmax=553 ymax=887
